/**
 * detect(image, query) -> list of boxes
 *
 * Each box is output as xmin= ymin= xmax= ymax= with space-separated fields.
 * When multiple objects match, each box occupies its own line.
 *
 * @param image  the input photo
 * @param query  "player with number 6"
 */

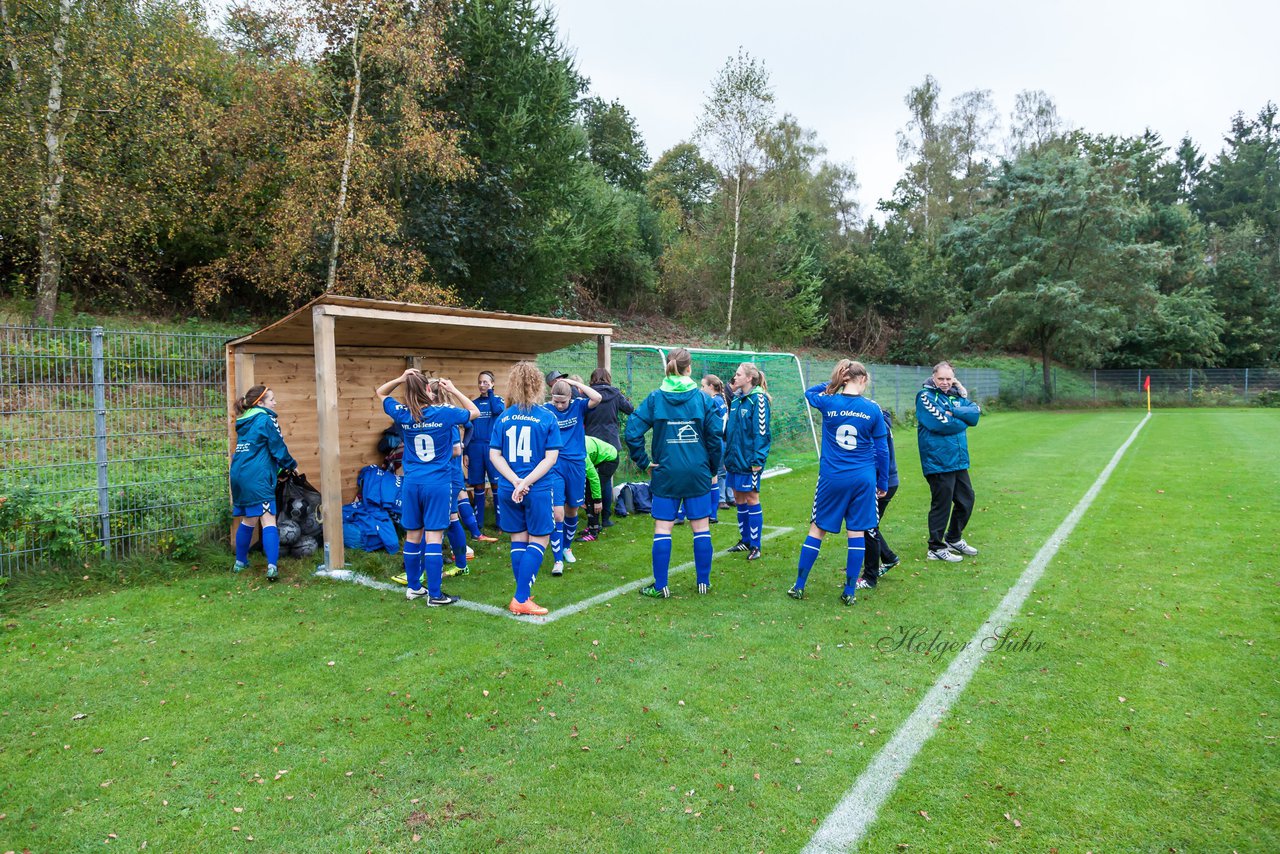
xmin=787 ymin=360 xmax=890 ymax=606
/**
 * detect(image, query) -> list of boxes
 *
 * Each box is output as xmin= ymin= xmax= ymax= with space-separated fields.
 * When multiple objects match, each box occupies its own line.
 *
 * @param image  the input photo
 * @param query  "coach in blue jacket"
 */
xmin=916 ymin=361 xmax=981 ymax=563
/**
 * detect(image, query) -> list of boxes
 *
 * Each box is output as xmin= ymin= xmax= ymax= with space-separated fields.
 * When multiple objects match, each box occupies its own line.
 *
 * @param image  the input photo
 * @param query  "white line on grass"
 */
xmin=315 ymin=525 xmax=796 ymax=624
xmin=803 ymin=413 xmax=1151 ymax=854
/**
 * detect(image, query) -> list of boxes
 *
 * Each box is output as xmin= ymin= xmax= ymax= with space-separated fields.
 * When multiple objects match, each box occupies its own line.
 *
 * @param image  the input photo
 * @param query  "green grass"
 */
xmin=2 ymin=410 xmax=1276 ymax=852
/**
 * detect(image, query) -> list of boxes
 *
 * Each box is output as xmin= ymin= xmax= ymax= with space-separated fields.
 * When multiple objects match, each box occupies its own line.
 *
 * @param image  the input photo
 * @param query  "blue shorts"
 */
xmin=465 ymin=446 xmax=500 ymax=486
xmin=652 ymin=492 xmax=715 ymax=522
xmin=233 ymin=500 xmax=277 ymax=519
xmin=401 ymin=481 xmax=453 ymax=531
xmin=497 ymin=487 xmax=555 ymax=536
xmin=728 ymin=471 xmax=762 ymax=494
xmin=811 ymin=474 xmax=880 ymax=534
xmin=551 ymin=458 xmax=586 ymax=508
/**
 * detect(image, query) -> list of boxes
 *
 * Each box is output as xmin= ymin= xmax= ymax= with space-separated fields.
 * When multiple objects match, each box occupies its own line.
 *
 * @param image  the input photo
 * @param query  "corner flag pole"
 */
xmin=1144 ymin=374 xmax=1151 ymax=412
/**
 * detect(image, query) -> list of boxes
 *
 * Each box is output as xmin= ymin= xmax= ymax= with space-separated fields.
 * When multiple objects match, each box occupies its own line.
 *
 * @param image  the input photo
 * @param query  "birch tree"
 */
xmin=695 ymin=48 xmax=773 ymax=339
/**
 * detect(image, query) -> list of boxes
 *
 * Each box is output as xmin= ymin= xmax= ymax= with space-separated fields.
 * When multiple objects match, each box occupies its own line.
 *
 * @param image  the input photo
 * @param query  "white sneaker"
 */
xmin=552 ymin=561 xmax=564 ymax=576
xmin=946 ymin=539 xmax=979 ymax=556
xmin=465 ymin=546 xmax=475 ymax=560
xmin=563 ymin=548 xmax=577 ymax=564
xmin=928 ymin=548 xmax=963 ymax=563
xmin=406 ymin=587 xmax=429 ymax=600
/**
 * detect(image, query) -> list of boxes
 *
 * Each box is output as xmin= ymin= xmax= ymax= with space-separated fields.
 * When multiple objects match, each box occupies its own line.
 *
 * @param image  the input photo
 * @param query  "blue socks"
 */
xmin=515 ymin=542 xmax=545 ymax=602
xmin=747 ymin=503 xmax=763 ymax=548
xmin=510 ymin=542 xmax=526 ymax=581
xmin=403 ymin=541 xmax=423 ymax=591
xmin=693 ymin=530 xmax=713 ymax=586
xmin=551 ymin=521 xmax=564 ymax=561
xmin=795 ymin=534 xmax=822 ymax=590
xmin=564 ymin=515 xmax=578 ymax=550
xmin=446 ymin=520 xmax=467 ymax=570
xmin=423 ymin=542 xmax=444 ymax=598
xmin=707 ymin=488 xmax=720 ymax=521
xmin=844 ymin=535 xmax=865 ymax=596
xmin=458 ymin=499 xmax=481 ymax=538
xmin=235 ymin=522 xmax=254 ymax=564
xmin=261 ymin=524 xmax=280 ymax=568
xmin=652 ymin=533 xmax=673 ymax=589
xmin=475 ymin=490 xmax=487 ymax=529
xmin=736 ymin=504 xmax=749 ymax=543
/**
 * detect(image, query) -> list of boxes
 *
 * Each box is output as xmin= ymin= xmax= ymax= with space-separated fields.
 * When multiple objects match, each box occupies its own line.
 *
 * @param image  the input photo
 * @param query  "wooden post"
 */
xmin=313 ymin=307 xmax=344 ymax=569
xmin=233 ymin=346 xmax=256 ymax=397
xmin=597 ymin=334 xmax=612 ymax=376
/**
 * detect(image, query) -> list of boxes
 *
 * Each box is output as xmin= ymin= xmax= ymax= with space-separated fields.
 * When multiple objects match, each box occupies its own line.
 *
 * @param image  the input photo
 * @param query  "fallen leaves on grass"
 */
xmin=918 ymin=810 xmax=930 ymax=821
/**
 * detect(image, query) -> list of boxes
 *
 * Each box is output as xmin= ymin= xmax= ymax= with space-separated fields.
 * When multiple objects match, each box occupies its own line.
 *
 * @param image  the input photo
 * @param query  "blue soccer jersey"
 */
xmin=383 ymin=398 xmax=471 ymax=485
xmin=804 ymin=384 xmax=890 ymax=490
xmin=549 ymin=397 xmax=590 ymax=461
xmin=469 ymin=391 xmax=505 ymax=445
xmin=489 ymin=405 xmax=563 ymax=490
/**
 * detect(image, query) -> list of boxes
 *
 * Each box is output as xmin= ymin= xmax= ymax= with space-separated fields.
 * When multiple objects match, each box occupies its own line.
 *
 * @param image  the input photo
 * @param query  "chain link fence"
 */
xmin=1 ymin=325 xmax=229 ymax=576
xmin=999 ymin=365 xmax=1280 ymax=405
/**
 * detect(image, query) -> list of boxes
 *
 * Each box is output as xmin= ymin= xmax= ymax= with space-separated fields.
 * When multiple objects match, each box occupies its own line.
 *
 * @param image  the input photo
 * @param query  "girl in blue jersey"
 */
xmin=547 ymin=377 xmax=602 ymax=576
xmin=724 ymin=362 xmax=772 ymax=560
xmin=700 ymin=374 xmax=729 ymax=523
xmin=466 ymin=370 xmax=505 ymax=532
xmin=377 ymin=370 xmax=478 ymax=606
xmin=230 ymin=385 xmax=296 ymax=582
xmin=443 ymin=425 xmax=478 ymax=578
xmin=625 ymin=348 xmax=724 ymax=598
xmin=788 ymin=360 xmax=889 ymax=605
xmin=489 ymin=361 xmax=562 ymax=616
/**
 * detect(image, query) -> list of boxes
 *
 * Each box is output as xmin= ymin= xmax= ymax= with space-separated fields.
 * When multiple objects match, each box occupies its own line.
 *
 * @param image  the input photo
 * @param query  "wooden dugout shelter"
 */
xmin=226 ymin=294 xmax=614 ymax=569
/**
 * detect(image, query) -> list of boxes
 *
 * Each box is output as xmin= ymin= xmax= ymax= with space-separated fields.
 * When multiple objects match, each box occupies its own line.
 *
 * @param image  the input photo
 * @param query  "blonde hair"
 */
xmin=506 ymin=362 xmax=545 ymax=410
xmin=666 ymin=347 xmax=692 ymax=376
xmin=737 ymin=362 xmax=771 ymax=400
xmin=550 ymin=379 xmax=572 ymax=398
xmin=404 ymin=370 xmax=436 ymax=421
xmin=826 ymin=359 xmax=869 ymax=395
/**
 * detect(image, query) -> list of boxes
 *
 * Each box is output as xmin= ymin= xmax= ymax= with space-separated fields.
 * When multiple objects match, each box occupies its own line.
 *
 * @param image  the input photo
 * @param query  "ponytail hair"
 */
xmin=665 ymin=347 xmax=692 ymax=377
xmin=737 ymin=362 xmax=771 ymax=400
xmin=825 ymin=359 xmax=869 ymax=395
xmin=404 ymin=370 xmax=435 ymax=421
xmin=235 ymin=385 xmax=269 ymax=416
xmin=702 ymin=373 xmax=724 ymax=396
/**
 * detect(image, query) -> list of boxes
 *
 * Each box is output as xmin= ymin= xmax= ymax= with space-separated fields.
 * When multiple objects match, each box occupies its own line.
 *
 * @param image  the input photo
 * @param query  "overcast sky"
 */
xmin=544 ymin=0 xmax=1279 ymax=217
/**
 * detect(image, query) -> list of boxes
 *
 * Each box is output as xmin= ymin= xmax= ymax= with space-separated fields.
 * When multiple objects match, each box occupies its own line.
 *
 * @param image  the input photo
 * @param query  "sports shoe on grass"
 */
xmin=639 ymin=584 xmax=670 ymax=599
xmin=747 ymin=548 xmax=762 ymax=561
xmin=266 ymin=564 xmax=279 ymax=582
xmin=880 ymin=557 xmax=900 ymax=575
xmin=946 ymin=539 xmax=979 ymax=556
xmin=466 ymin=546 xmax=475 ymax=560
xmin=475 ymin=534 xmax=499 ymax=543
xmin=427 ymin=592 xmax=458 ymax=607
xmin=391 ymin=573 xmax=407 ymax=586
xmin=551 ymin=561 xmax=565 ymax=576
xmin=578 ymin=532 xmax=597 ymax=542
xmin=928 ymin=547 xmax=963 ymax=563
xmin=508 ymin=597 xmax=548 ymax=616
xmin=406 ymin=587 xmax=429 ymax=600
xmin=232 ymin=560 xmax=247 ymax=573
xmin=786 ymin=586 xmax=805 ymax=600
xmin=727 ymin=541 xmax=750 ymax=553
xmin=839 ymin=592 xmax=857 ymax=606
xmin=563 ymin=549 xmax=577 ymax=564
xmin=855 ymin=578 xmax=872 ymax=590
xmin=443 ymin=566 xmax=462 ymax=578
xmin=697 ymin=582 xmax=710 ymax=595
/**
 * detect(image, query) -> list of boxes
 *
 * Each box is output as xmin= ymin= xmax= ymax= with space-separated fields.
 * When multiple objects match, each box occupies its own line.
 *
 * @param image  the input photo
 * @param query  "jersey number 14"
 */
xmin=505 ymin=425 xmax=533 ymax=463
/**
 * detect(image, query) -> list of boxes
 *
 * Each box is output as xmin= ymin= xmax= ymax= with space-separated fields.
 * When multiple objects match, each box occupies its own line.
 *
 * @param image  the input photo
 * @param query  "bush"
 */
xmin=1253 ymin=389 xmax=1280 ymax=408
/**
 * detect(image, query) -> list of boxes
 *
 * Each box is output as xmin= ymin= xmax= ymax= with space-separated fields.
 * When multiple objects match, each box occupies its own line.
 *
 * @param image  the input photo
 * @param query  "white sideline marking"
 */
xmin=315 ymin=525 xmax=796 ymax=624
xmin=803 ymin=413 xmax=1151 ymax=854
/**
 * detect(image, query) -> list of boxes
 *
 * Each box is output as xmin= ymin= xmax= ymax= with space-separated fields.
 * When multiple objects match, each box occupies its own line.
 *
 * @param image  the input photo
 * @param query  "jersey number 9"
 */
xmin=414 ymin=434 xmax=436 ymax=462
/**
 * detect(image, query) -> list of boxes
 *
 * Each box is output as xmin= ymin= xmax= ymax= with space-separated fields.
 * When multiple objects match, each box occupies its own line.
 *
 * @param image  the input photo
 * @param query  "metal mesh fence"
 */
xmin=999 ymin=365 xmax=1280 ymax=405
xmin=0 ymin=325 xmax=228 ymax=575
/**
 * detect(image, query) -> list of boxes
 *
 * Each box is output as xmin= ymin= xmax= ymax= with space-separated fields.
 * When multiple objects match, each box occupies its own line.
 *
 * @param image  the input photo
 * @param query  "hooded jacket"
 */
xmin=625 ymin=376 xmax=724 ymax=499
xmin=585 ymin=383 xmax=634 ymax=450
xmin=915 ymin=379 xmax=981 ymax=476
xmin=724 ymin=387 xmax=772 ymax=474
xmin=230 ymin=407 xmax=296 ymax=505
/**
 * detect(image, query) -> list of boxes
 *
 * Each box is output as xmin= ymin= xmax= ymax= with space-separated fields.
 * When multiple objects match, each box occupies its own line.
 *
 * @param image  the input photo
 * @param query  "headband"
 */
xmin=250 ymin=387 xmax=269 ymax=408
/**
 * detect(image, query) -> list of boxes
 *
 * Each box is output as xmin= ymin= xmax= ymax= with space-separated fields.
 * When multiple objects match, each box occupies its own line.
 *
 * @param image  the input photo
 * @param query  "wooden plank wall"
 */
xmin=251 ymin=349 xmax=534 ymax=503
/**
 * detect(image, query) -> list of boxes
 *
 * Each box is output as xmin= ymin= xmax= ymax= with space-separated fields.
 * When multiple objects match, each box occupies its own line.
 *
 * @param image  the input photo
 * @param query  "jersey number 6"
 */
xmin=835 ymin=424 xmax=858 ymax=451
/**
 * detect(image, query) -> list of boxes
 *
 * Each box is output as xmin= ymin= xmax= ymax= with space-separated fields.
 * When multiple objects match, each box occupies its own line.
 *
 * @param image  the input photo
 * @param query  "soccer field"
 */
xmin=2 ymin=410 xmax=1276 ymax=852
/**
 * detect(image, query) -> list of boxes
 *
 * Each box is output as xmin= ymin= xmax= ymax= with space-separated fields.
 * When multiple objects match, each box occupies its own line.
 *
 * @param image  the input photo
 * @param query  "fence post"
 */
xmin=1188 ymin=368 xmax=1193 ymax=403
xmin=1093 ymin=369 xmax=1097 ymax=401
xmin=91 ymin=327 xmax=110 ymax=552
xmin=1244 ymin=368 xmax=1249 ymax=398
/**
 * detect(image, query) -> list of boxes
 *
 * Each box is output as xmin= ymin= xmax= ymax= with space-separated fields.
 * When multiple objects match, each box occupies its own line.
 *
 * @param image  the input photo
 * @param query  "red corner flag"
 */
xmin=1143 ymin=375 xmax=1151 ymax=391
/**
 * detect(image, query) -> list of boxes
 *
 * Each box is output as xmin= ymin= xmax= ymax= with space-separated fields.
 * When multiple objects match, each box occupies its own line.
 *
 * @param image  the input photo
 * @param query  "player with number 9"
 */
xmin=489 ymin=362 xmax=563 ymax=616
xmin=788 ymin=360 xmax=890 ymax=605
xmin=377 ymin=369 xmax=479 ymax=606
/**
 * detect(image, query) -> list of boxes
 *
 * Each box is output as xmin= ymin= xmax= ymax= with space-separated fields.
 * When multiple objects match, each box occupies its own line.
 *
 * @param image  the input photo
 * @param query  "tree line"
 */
xmin=2 ymin=1 xmax=1276 ymax=396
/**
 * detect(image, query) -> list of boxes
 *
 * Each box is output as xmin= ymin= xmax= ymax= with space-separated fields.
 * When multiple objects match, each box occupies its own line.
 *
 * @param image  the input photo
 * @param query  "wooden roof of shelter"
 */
xmin=227 ymin=293 xmax=613 ymax=353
